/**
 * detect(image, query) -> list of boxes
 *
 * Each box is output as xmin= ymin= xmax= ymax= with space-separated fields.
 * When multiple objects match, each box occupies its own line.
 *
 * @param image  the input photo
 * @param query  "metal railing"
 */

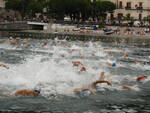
xmin=117 ymin=6 xmax=150 ymax=11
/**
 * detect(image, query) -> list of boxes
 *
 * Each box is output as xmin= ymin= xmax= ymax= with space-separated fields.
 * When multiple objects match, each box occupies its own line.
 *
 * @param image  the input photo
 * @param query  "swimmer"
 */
xmin=52 ymin=41 xmax=56 ymax=45
xmin=14 ymin=88 xmax=40 ymax=97
xmin=123 ymin=53 xmax=128 ymax=59
xmin=107 ymin=51 xmax=111 ymax=56
xmin=15 ymin=45 xmax=20 ymax=48
xmin=115 ymin=47 xmax=122 ymax=50
xmin=23 ymin=39 xmax=29 ymax=47
xmin=16 ymin=38 xmax=20 ymax=42
xmin=61 ymin=54 xmax=65 ymax=57
xmin=42 ymin=42 xmax=47 ymax=47
xmin=135 ymin=61 xmax=139 ymax=65
xmin=9 ymin=39 xmax=17 ymax=45
xmin=104 ymin=48 xmax=110 ymax=50
xmin=72 ymin=61 xmax=83 ymax=67
xmin=79 ymin=50 xmax=85 ymax=59
xmin=0 ymin=63 xmax=9 ymax=69
xmin=106 ymin=61 xmax=116 ymax=67
xmin=91 ymin=53 xmax=95 ymax=56
xmin=137 ymin=75 xmax=147 ymax=82
xmin=92 ymin=72 xmax=112 ymax=89
xmin=72 ymin=49 xmax=76 ymax=52
xmin=73 ymin=88 xmax=94 ymax=96
xmin=0 ymin=48 xmax=4 ymax=55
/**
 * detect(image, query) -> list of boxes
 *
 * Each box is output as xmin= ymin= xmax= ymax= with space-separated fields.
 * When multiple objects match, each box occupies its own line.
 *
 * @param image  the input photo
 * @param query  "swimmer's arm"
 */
xmin=106 ymin=62 xmax=112 ymax=66
xmin=99 ymin=72 xmax=105 ymax=80
xmin=122 ymin=85 xmax=135 ymax=91
xmin=73 ymin=88 xmax=82 ymax=92
xmin=3 ymin=65 xmax=9 ymax=69
xmin=94 ymin=80 xmax=112 ymax=86
xmin=105 ymin=81 xmax=112 ymax=86
xmin=0 ymin=64 xmax=9 ymax=69
xmin=88 ymin=89 xmax=95 ymax=94
xmin=79 ymin=51 xmax=85 ymax=58
xmin=74 ymin=88 xmax=94 ymax=94
xmin=79 ymin=62 xmax=84 ymax=66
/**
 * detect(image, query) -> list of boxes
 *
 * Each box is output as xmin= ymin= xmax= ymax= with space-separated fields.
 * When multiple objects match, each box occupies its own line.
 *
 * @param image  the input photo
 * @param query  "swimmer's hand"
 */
xmin=0 ymin=64 xmax=9 ymax=69
xmin=106 ymin=81 xmax=112 ymax=86
xmin=5 ymin=66 xmax=9 ymax=69
xmin=3 ymin=65 xmax=9 ymax=69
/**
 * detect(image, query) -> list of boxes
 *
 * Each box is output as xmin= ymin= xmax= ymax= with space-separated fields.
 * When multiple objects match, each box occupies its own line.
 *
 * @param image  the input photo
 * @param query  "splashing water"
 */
xmin=0 ymin=38 xmax=150 ymax=100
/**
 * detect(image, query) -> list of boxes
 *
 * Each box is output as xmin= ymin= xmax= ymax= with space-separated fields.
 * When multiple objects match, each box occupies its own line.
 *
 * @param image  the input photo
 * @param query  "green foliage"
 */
xmin=99 ymin=22 xmax=105 ymax=28
xmin=93 ymin=1 xmax=116 ymax=21
xmin=5 ymin=0 xmax=46 ymax=18
xmin=143 ymin=16 xmax=150 ymax=23
xmin=5 ymin=0 xmax=22 ymax=11
xmin=5 ymin=0 xmax=116 ymax=21
xmin=123 ymin=14 xmax=131 ymax=21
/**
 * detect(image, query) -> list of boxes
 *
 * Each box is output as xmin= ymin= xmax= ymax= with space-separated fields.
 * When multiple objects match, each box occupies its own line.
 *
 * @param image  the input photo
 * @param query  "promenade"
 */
xmin=0 ymin=22 xmax=150 ymax=46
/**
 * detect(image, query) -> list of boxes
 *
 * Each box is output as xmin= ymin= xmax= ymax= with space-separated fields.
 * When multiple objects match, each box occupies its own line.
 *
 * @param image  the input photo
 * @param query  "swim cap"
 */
xmin=112 ymin=63 xmax=116 ymax=67
xmin=33 ymin=87 xmax=41 ymax=91
xmin=137 ymin=76 xmax=147 ymax=81
xmin=81 ymin=90 xmax=91 ymax=96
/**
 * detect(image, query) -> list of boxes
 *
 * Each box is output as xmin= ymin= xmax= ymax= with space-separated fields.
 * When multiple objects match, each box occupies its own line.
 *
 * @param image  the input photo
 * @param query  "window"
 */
xmin=139 ymin=2 xmax=143 ymax=7
xmin=126 ymin=2 xmax=131 ymax=8
xmin=119 ymin=1 xmax=122 ymax=8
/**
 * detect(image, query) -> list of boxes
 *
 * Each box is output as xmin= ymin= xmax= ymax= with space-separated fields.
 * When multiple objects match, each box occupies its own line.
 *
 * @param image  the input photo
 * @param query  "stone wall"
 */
xmin=3 ymin=31 xmax=150 ymax=47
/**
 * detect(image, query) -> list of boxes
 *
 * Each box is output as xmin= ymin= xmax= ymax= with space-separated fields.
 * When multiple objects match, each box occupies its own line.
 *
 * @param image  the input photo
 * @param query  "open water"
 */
xmin=0 ymin=37 xmax=150 ymax=113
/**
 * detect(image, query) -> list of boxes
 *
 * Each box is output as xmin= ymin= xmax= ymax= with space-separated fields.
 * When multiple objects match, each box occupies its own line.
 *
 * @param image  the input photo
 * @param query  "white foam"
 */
xmin=0 ymin=39 xmax=145 ymax=98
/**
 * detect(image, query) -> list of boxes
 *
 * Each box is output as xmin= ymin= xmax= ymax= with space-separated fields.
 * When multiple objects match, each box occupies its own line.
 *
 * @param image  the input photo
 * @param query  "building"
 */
xmin=107 ymin=0 xmax=150 ymax=21
xmin=0 ymin=0 xmax=5 ymax=8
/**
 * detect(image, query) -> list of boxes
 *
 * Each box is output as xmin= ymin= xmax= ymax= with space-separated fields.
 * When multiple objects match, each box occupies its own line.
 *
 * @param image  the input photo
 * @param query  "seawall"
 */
xmin=1 ymin=31 xmax=150 ymax=47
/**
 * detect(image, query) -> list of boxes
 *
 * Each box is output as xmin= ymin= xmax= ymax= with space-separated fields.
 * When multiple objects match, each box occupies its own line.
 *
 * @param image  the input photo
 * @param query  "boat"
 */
xmin=103 ymin=29 xmax=115 ymax=35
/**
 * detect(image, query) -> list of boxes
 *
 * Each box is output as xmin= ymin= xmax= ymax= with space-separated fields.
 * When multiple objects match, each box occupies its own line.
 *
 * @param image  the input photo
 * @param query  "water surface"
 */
xmin=0 ymin=38 xmax=150 ymax=113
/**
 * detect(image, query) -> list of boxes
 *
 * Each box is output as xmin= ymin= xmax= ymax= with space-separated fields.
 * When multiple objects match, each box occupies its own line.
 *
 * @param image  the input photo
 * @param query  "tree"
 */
xmin=143 ymin=16 xmax=150 ymax=26
xmin=5 ymin=0 xmax=47 ymax=19
xmin=47 ymin=0 xmax=66 ymax=20
xmin=94 ymin=1 xmax=116 ymax=21
xmin=5 ymin=0 xmax=116 ymax=22
xmin=78 ymin=0 xmax=91 ymax=21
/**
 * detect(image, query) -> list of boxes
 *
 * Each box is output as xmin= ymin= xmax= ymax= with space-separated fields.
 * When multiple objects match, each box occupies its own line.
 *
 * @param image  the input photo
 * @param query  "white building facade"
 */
xmin=107 ymin=0 xmax=150 ymax=20
xmin=0 ymin=0 xmax=5 ymax=8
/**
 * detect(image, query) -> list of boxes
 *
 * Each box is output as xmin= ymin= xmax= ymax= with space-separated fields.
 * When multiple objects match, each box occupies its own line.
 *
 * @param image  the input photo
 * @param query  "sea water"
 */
xmin=0 ymin=38 xmax=150 ymax=113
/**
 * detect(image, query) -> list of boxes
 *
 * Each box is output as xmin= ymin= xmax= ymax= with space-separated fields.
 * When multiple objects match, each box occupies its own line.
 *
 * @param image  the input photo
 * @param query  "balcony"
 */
xmin=125 ymin=6 xmax=131 ymax=10
xmin=136 ymin=7 xmax=143 ymax=10
xmin=117 ymin=6 xmax=123 ymax=9
xmin=117 ymin=6 xmax=150 ymax=11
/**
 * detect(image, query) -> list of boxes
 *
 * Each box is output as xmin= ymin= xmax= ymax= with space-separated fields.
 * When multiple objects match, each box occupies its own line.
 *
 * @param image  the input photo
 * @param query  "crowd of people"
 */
xmin=71 ymin=46 xmax=149 ymax=97
xmin=0 ymin=37 xmax=149 ymax=97
xmin=51 ymin=24 xmax=150 ymax=37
